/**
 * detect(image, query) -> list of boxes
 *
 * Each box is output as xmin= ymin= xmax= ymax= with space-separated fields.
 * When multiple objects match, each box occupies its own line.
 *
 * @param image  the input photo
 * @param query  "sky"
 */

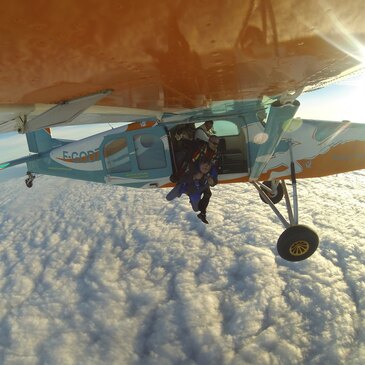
xmin=0 ymin=170 xmax=365 ymax=364
xmin=297 ymin=72 xmax=365 ymax=123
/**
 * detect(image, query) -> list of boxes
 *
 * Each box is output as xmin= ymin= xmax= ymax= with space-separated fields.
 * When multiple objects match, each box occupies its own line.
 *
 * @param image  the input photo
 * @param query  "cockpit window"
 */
xmin=195 ymin=120 xmax=239 ymax=137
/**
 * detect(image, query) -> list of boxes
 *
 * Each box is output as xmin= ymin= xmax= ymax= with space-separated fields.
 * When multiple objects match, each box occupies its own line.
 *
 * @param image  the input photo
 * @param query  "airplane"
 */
xmin=1 ymin=0 xmax=365 ymax=262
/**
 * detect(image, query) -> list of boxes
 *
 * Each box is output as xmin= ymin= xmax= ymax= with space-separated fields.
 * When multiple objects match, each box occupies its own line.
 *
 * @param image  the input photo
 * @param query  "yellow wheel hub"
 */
xmin=289 ymin=240 xmax=310 ymax=256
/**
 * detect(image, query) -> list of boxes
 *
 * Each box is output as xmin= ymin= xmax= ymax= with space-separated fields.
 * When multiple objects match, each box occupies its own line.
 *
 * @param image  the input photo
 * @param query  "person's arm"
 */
xmin=179 ymin=165 xmax=196 ymax=183
xmin=207 ymin=166 xmax=218 ymax=187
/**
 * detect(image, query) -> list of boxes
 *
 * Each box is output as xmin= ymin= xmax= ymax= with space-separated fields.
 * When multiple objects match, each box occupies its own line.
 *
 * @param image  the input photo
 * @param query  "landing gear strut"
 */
xmin=25 ymin=172 xmax=35 ymax=188
xmin=259 ymin=180 xmax=284 ymax=204
xmin=252 ymin=143 xmax=319 ymax=262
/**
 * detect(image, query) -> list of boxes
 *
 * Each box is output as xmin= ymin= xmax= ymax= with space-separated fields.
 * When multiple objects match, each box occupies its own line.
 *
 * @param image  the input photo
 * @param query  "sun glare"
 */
xmin=331 ymin=74 xmax=365 ymax=124
xmin=315 ymin=2 xmax=365 ymax=64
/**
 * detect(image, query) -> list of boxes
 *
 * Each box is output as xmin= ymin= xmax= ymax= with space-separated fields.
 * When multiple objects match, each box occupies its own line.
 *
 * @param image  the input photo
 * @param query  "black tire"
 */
xmin=25 ymin=179 xmax=33 ymax=188
xmin=277 ymin=225 xmax=319 ymax=262
xmin=260 ymin=181 xmax=284 ymax=204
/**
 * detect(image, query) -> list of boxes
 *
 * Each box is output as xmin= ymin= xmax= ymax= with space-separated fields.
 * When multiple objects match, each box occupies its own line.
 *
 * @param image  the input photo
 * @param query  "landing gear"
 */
xmin=259 ymin=180 xmax=283 ymax=204
xmin=252 ymin=142 xmax=319 ymax=262
xmin=277 ymin=225 xmax=319 ymax=262
xmin=25 ymin=172 xmax=35 ymax=188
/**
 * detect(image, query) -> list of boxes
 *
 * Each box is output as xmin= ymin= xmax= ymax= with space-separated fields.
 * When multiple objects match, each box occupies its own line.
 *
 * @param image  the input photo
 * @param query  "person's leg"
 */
xmin=166 ymin=184 xmax=184 ymax=201
xmin=189 ymin=192 xmax=201 ymax=211
xmin=196 ymin=187 xmax=211 ymax=224
xmin=198 ymin=187 xmax=212 ymax=214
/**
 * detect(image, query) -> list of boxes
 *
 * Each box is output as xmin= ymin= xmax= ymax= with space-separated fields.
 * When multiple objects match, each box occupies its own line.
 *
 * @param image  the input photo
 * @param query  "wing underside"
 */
xmin=0 ymin=2 xmax=364 ymax=137
xmin=0 ymin=91 xmax=164 ymax=135
xmin=0 ymin=1 xmax=364 ymax=111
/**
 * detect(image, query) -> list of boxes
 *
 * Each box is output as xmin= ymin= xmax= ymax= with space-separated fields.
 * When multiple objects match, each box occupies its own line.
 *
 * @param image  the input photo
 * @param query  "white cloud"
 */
xmin=0 ymin=171 xmax=365 ymax=364
xmin=0 ymin=133 xmax=28 ymax=161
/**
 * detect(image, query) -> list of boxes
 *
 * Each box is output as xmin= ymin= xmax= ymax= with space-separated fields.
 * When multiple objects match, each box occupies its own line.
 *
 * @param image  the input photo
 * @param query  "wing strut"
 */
xmin=249 ymin=99 xmax=300 ymax=181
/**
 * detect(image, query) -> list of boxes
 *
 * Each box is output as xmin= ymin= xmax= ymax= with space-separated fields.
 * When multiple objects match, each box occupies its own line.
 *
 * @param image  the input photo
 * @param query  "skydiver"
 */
xmin=191 ymin=134 xmax=219 ymax=165
xmin=170 ymin=134 xmax=220 ymax=183
xmin=166 ymin=158 xmax=218 ymax=224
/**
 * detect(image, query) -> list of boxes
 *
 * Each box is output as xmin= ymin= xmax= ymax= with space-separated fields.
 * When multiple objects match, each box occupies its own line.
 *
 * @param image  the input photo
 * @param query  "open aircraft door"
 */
xmin=101 ymin=121 xmax=173 ymax=188
xmin=202 ymin=117 xmax=249 ymax=175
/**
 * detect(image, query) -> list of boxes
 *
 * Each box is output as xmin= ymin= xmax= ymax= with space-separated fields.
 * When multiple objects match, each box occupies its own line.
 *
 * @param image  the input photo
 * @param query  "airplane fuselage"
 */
xmin=26 ymin=107 xmax=365 ymax=188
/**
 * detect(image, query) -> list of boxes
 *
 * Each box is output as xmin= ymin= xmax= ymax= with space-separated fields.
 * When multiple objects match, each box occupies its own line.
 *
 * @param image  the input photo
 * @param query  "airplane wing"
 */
xmin=0 ymin=91 xmax=165 ymax=134
xmin=0 ymin=105 xmax=35 ymax=134
xmin=0 ymin=2 xmax=364 ymax=138
xmin=22 ymin=90 xmax=113 ymax=132
xmin=0 ymin=1 xmax=364 ymax=111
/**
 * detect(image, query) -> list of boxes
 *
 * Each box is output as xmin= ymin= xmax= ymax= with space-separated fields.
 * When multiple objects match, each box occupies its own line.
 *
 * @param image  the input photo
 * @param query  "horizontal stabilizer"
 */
xmin=0 ymin=154 xmax=39 ymax=170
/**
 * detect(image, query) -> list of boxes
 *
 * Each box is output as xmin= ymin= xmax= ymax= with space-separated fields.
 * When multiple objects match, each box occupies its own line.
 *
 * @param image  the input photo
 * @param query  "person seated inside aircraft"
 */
xmin=166 ymin=158 xmax=218 ymax=224
xmin=172 ymin=123 xmax=196 ymax=165
xmin=194 ymin=120 xmax=215 ymax=142
xmin=170 ymin=134 xmax=220 ymax=183
xmin=174 ymin=123 xmax=195 ymax=142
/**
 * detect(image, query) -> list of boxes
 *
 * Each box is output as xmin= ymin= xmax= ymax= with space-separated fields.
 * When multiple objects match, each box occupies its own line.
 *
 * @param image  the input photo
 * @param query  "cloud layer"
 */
xmin=0 ymin=171 xmax=365 ymax=364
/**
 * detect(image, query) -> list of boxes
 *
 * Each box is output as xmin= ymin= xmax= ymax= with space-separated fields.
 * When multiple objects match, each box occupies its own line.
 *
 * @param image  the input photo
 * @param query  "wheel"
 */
xmin=277 ymin=225 xmax=319 ymax=262
xmin=25 ymin=179 xmax=33 ymax=188
xmin=259 ymin=181 xmax=284 ymax=204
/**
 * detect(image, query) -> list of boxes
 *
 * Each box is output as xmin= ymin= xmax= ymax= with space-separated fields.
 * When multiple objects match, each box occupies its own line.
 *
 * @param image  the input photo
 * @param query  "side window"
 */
xmin=104 ymin=138 xmax=131 ymax=173
xmin=213 ymin=120 xmax=240 ymax=137
xmin=133 ymin=133 xmax=167 ymax=170
xmin=195 ymin=120 xmax=239 ymax=137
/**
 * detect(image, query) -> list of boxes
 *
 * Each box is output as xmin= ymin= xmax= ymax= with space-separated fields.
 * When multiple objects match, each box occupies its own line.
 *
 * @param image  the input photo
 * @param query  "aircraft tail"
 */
xmin=1 ymin=128 xmax=56 ymax=171
xmin=1 ymin=128 xmax=72 ymax=172
xmin=26 ymin=128 xmax=54 ymax=153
